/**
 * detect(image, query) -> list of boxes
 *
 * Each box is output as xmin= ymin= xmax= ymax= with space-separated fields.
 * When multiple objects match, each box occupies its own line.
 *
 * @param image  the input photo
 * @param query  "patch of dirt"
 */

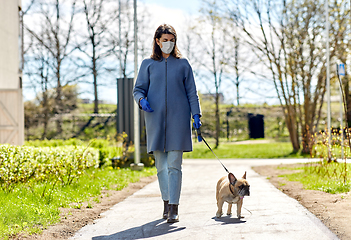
xmin=14 ymin=175 xmax=157 ymax=240
xmin=252 ymin=164 xmax=351 ymax=240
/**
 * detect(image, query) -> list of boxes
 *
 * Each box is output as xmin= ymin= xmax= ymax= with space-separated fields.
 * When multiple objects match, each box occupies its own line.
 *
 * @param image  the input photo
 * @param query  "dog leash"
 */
xmin=196 ymin=128 xmax=230 ymax=174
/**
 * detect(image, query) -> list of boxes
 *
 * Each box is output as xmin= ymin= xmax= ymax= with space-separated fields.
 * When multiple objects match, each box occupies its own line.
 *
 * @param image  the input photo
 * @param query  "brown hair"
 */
xmin=151 ymin=24 xmax=182 ymax=61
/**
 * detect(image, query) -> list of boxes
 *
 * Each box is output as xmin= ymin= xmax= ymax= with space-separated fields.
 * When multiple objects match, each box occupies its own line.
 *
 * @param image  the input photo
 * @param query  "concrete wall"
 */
xmin=0 ymin=0 xmax=24 ymax=145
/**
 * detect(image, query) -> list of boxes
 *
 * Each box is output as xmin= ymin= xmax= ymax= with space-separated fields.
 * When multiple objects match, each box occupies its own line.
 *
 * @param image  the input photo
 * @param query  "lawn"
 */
xmin=279 ymin=162 xmax=351 ymax=194
xmin=0 ymin=167 xmax=156 ymax=239
xmin=184 ymin=140 xmax=303 ymax=159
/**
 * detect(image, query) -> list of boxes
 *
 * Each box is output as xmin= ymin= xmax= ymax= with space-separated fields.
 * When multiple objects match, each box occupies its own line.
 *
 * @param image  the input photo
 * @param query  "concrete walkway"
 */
xmin=71 ymin=159 xmax=339 ymax=240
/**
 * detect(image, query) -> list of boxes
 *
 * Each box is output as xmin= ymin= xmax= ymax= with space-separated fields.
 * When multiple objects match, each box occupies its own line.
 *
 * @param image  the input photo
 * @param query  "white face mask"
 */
xmin=160 ymin=41 xmax=175 ymax=54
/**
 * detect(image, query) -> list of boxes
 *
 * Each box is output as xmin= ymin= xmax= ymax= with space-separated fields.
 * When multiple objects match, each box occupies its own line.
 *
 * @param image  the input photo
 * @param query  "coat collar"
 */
xmin=161 ymin=54 xmax=175 ymax=62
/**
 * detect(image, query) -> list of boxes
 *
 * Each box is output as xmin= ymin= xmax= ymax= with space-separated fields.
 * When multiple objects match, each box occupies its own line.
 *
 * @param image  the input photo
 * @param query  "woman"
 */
xmin=133 ymin=24 xmax=202 ymax=223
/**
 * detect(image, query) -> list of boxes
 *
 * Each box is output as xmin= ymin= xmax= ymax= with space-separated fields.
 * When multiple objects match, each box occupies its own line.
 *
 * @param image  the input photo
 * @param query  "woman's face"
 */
xmin=156 ymin=33 xmax=175 ymax=49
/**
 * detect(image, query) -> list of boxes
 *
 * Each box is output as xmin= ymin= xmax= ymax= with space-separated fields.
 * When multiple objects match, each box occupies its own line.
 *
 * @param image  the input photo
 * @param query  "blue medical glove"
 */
xmin=140 ymin=98 xmax=154 ymax=112
xmin=193 ymin=114 xmax=202 ymax=129
xmin=195 ymin=128 xmax=203 ymax=142
xmin=193 ymin=114 xmax=202 ymax=142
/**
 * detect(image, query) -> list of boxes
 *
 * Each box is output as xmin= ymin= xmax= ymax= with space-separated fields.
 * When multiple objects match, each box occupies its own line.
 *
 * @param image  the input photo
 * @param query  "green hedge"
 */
xmin=24 ymin=138 xmax=155 ymax=168
xmin=0 ymin=145 xmax=99 ymax=192
xmin=24 ymin=138 xmax=84 ymax=147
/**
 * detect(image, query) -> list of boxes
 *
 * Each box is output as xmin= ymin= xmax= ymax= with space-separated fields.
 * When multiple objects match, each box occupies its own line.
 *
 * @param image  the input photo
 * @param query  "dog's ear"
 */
xmin=228 ymin=173 xmax=237 ymax=185
xmin=242 ymin=171 xmax=247 ymax=179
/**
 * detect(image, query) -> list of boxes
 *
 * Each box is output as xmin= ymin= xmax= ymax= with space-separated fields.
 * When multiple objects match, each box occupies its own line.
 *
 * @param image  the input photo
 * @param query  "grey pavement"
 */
xmin=71 ymin=159 xmax=339 ymax=240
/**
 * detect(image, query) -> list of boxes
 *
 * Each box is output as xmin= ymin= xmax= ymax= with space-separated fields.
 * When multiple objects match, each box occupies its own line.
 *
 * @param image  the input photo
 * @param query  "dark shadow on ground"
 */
xmin=92 ymin=219 xmax=186 ymax=240
xmin=283 ymin=150 xmax=309 ymax=158
xmin=212 ymin=216 xmax=246 ymax=225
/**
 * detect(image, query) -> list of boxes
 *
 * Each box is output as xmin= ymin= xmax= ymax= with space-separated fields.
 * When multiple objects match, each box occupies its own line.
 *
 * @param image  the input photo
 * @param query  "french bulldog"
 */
xmin=216 ymin=172 xmax=250 ymax=218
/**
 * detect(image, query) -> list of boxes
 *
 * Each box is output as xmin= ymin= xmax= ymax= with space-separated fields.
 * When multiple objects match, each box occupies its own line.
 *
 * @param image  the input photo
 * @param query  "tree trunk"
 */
xmin=55 ymin=63 xmax=62 ymax=137
xmin=234 ymin=37 xmax=239 ymax=106
xmin=302 ymin=94 xmax=312 ymax=154
xmin=215 ymin=92 xmax=220 ymax=148
xmin=42 ymin=82 xmax=49 ymax=140
xmin=55 ymin=0 xmax=62 ymax=137
xmin=284 ymin=106 xmax=300 ymax=152
xmin=301 ymin=124 xmax=312 ymax=154
xmin=92 ymin=36 xmax=99 ymax=114
xmin=236 ymin=82 xmax=239 ymax=106
xmin=93 ymin=53 xmax=98 ymax=114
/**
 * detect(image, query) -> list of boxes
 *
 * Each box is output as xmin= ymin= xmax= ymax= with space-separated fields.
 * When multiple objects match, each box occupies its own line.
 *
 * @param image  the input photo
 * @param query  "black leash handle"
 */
xmin=196 ymin=127 xmax=230 ymax=174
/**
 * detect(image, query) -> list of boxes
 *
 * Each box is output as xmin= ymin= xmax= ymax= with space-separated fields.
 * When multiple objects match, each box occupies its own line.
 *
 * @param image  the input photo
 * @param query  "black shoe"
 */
xmin=167 ymin=204 xmax=179 ymax=223
xmin=163 ymin=200 xmax=169 ymax=219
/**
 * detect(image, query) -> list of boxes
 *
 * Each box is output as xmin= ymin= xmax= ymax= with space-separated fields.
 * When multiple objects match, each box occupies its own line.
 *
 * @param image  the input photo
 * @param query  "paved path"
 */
xmin=71 ymin=159 xmax=339 ymax=240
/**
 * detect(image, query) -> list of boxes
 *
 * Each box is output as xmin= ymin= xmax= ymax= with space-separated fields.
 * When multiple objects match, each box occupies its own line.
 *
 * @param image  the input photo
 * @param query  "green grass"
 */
xmin=184 ymin=140 xmax=304 ymax=159
xmin=0 ymin=167 xmax=156 ymax=239
xmin=279 ymin=163 xmax=351 ymax=194
xmin=77 ymin=103 xmax=116 ymax=113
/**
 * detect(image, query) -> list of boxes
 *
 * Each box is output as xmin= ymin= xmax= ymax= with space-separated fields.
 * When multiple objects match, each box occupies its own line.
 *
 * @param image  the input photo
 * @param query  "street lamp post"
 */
xmin=116 ymin=0 xmax=122 ymax=140
xmin=326 ymin=0 xmax=331 ymax=160
xmin=337 ymin=63 xmax=346 ymax=160
xmin=131 ymin=0 xmax=143 ymax=171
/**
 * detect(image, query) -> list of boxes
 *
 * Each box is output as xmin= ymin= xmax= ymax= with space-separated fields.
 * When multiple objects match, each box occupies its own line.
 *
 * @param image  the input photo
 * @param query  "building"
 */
xmin=0 ymin=0 xmax=24 ymax=145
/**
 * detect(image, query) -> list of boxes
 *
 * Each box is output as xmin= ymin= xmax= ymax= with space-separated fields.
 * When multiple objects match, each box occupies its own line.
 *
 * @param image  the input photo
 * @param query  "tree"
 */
xmin=136 ymin=3 xmax=153 ymax=60
xmin=75 ymin=0 xmax=118 ymax=113
xmin=224 ymin=0 xmax=348 ymax=153
xmin=225 ymin=23 xmax=254 ymax=106
xmin=24 ymin=84 xmax=79 ymax=140
xmin=24 ymin=18 xmax=52 ymax=139
xmin=190 ymin=0 xmax=230 ymax=148
xmin=109 ymin=0 xmax=134 ymax=81
xmin=25 ymin=0 xmax=78 ymax=137
xmin=232 ymin=34 xmax=241 ymax=106
xmin=24 ymin=100 xmax=39 ymax=140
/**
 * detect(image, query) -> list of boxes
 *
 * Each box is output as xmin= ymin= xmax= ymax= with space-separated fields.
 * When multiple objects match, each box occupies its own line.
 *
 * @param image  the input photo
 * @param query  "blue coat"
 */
xmin=133 ymin=55 xmax=201 ymax=153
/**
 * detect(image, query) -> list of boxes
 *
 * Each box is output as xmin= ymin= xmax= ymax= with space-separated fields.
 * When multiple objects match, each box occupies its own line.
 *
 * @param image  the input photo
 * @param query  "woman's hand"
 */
xmin=193 ymin=114 xmax=201 ymax=129
xmin=140 ymin=98 xmax=154 ymax=112
xmin=193 ymin=114 xmax=202 ymax=142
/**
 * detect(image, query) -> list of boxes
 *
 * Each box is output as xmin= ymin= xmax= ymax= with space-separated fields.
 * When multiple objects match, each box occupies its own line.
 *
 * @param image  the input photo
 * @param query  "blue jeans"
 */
xmin=153 ymin=151 xmax=183 ymax=205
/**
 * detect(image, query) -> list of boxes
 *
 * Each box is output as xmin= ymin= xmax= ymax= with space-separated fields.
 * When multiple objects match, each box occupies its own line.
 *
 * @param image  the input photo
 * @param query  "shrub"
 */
xmin=0 ymin=145 xmax=99 ymax=193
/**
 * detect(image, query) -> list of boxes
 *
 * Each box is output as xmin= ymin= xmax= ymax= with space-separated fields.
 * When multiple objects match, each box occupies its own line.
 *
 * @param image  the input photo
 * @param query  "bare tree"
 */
xmin=75 ymin=0 xmax=118 ymax=113
xmin=137 ymin=3 xmax=153 ymax=60
xmin=37 ymin=45 xmax=51 ymax=140
xmin=24 ymin=39 xmax=52 ymax=139
xmin=224 ymin=0 xmax=348 ymax=153
xmin=109 ymin=0 xmax=134 ymax=81
xmin=224 ymin=22 xmax=255 ymax=106
xmin=232 ymin=35 xmax=241 ymax=105
xmin=25 ymin=0 xmax=78 ymax=137
xmin=190 ymin=0 xmax=229 ymax=148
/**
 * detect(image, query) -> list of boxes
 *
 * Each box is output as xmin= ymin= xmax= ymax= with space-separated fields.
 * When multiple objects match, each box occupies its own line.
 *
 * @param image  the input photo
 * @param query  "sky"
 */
xmin=146 ymin=0 xmax=201 ymax=15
